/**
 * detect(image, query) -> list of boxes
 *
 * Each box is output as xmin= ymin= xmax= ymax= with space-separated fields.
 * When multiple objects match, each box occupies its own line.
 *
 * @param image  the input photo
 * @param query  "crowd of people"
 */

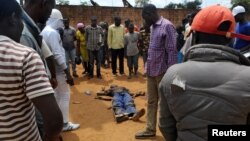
xmin=1 ymin=0 xmax=250 ymax=141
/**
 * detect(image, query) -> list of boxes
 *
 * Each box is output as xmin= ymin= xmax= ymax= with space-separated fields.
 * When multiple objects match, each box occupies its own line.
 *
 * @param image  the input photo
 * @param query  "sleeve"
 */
xmin=44 ymin=31 xmax=67 ymax=70
xmin=41 ymin=40 xmax=53 ymax=59
xmin=165 ymin=24 xmax=178 ymax=68
xmin=23 ymin=51 xmax=54 ymax=99
xmin=158 ymin=73 xmax=177 ymax=141
xmin=108 ymin=26 xmax=112 ymax=48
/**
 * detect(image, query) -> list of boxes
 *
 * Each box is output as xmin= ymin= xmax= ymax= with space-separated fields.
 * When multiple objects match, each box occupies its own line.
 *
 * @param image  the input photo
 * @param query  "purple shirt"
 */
xmin=146 ymin=17 xmax=177 ymax=77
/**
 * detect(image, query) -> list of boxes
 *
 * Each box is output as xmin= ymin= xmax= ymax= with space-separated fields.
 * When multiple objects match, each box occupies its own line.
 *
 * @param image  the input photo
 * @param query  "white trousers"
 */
xmin=54 ymin=74 xmax=70 ymax=123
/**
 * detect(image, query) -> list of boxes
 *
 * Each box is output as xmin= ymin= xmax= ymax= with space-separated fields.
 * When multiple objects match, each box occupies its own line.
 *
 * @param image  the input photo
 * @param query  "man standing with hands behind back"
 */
xmin=135 ymin=4 xmax=178 ymax=139
xmin=108 ymin=16 xmax=125 ymax=76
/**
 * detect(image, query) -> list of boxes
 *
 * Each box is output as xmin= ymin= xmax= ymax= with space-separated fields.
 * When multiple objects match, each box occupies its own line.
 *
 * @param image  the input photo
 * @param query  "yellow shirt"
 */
xmin=108 ymin=24 xmax=125 ymax=49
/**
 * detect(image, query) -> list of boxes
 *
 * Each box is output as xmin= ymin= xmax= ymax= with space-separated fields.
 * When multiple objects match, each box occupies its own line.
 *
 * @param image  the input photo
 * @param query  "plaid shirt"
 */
xmin=146 ymin=17 xmax=177 ymax=77
xmin=85 ymin=25 xmax=103 ymax=51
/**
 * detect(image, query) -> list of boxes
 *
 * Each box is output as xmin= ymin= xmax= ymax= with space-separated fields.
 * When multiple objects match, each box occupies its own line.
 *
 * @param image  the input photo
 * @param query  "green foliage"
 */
xmin=80 ymin=0 xmax=91 ymax=6
xmin=56 ymin=0 xmax=69 ymax=5
xmin=164 ymin=0 xmax=201 ymax=9
xmin=135 ymin=0 xmax=151 ymax=7
xmin=231 ymin=0 xmax=250 ymax=12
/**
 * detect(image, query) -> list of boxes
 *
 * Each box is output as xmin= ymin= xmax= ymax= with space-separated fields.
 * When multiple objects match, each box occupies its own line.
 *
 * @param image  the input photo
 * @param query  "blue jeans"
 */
xmin=112 ymin=92 xmax=136 ymax=116
xmin=127 ymin=54 xmax=139 ymax=68
xmin=88 ymin=49 xmax=101 ymax=76
xmin=65 ymin=48 xmax=76 ymax=73
xmin=177 ymin=51 xmax=184 ymax=63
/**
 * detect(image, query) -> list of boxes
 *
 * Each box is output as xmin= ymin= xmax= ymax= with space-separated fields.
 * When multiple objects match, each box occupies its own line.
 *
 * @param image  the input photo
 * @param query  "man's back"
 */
xmin=0 ymin=36 xmax=55 ymax=141
xmin=159 ymin=44 xmax=250 ymax=141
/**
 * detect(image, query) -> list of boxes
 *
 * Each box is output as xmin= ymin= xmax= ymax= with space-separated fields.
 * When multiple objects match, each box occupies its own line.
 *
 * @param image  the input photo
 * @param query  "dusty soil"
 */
xmin=62 ymin=58 xmax=165 ymax=141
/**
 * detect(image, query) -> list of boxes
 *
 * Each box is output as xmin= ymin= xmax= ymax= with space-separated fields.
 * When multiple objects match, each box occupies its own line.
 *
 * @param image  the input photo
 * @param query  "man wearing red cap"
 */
xmin=159 ymin=5 xmax=250 ymax=141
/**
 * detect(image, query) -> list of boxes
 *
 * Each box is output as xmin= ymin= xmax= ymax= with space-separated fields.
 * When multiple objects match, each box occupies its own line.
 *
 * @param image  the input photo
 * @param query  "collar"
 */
xmin=154 ymin=16 xmax=163 ymax=25
xmin=184 ymin=44 xmax=250 ymax=66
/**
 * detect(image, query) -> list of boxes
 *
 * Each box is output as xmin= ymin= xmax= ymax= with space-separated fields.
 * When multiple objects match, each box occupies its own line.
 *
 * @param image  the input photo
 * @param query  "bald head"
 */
xmin=142 ymin=4 xmax=159 ymax=26
xmin=142 ymin=4 xmax=157 ymax=13
xmin=24 ymin=0 xmax=55 ymax=24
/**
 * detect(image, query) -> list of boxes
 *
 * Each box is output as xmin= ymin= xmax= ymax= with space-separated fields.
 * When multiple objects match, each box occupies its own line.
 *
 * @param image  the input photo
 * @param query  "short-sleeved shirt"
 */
xmin=63 ymin=27 xmax=76 ymax=51
xmin=0 ymin=35 xmax=54 ymax=141
xmin=234 ymin=22 xmax=250 ymax=50
xmin=124 ymin=32 xmax=140 ymax=56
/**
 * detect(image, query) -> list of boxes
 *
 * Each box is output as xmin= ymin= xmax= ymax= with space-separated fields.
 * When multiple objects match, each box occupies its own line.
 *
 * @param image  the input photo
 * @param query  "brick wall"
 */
xmin=56 ymin=5 xmax=192 ymax=29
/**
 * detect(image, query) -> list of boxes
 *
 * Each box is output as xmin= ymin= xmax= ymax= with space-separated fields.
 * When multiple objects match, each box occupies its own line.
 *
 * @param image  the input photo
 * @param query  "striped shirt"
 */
xmin=146 ymin=17 xmax=178 ymax=77
xmin=0 ymin=36 xmax=54 ymax=141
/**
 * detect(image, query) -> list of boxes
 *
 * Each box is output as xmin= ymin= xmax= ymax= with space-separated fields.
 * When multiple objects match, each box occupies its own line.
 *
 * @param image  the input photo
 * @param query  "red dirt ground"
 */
xmin=61 ymin=58 xmax=165 ymax=141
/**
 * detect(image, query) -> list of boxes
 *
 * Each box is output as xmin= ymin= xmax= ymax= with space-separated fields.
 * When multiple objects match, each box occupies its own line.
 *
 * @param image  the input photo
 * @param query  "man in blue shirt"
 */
xmin=232 ymin=5 xmax=250 ymax=50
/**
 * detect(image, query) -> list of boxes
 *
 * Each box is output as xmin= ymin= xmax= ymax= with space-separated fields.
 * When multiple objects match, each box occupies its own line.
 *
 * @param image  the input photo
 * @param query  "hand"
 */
xmin=66 ymin=75 xmax=74 ymax=86
xmin=50 ymin=78 xmax=58 ymax=89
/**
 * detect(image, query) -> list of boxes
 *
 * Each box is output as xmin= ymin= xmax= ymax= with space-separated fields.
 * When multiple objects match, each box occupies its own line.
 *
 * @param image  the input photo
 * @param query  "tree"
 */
xmin=186 ymin=0 xmax=201 ymax=9
xmin=231 ymin=0 xmax=250 ymax=12
xmin=135 ymin=0 xmax=151 ymax=7
xmin=56 ymin=0 xmax=69 ymax=5
xmin=164 ymin=2 xmax=185 ymax=9
xmin=164 ymin=0 xmax=200 ymax=9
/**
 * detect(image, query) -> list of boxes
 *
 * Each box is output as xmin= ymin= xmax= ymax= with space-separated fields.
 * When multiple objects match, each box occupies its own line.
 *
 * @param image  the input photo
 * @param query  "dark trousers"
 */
xmin=88 ymin=49 xmax=101 ymax=76
xmin=111 ymin=48 xmax=124 ymax=74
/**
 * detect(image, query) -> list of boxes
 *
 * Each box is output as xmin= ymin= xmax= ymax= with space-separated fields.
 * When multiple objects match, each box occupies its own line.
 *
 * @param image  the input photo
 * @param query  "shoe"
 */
xmin=115 ymin=115 xmax=129 ymax=123
xmin=135 ymin=129 xmax=156 ymax=139
xmin=127 ymin=75 xmax=132 ymax=79
xmin=97 ymin=75 xmax=102 ymax=79
xmin=120 ymin=73 xmax=125 ymax=76
xmin=88 ymin=74 xmax=94 ymax=79
xmin=131 ymin=108 xmax=145 ymax=121
xmin=63 ymin=122 xmax=80 ymax=131
xmin=112 ymin=73 xmax=117 ymax=77
xmin=73 ymin=72 xmax=79 ymax=77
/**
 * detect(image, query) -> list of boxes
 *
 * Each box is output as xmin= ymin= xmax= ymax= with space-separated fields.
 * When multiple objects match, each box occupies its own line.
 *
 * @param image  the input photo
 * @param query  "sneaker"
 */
xmin=115 ymin=114 xmax=129 ymax=123
xmin=112 ymin=73 xmax=117 ymax=77
xmin=135 ymin=129 xmax=156 ymax=139
xmin=131 ymin=108 xmax=145 ymax=121
xmin=63 ymin=122 xmax=80 ymax=132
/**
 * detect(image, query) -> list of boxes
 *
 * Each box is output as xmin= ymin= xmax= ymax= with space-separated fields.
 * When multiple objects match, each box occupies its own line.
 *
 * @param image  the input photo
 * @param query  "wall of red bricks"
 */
xmin=56 ymin=5 xmax=193 ymax=29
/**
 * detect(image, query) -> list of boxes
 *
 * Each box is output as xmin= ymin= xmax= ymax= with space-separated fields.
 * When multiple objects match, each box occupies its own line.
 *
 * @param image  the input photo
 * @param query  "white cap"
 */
xmin=50 ymin=9 xmax=63 ymax=20
xmin=232 ymin=5 xmax=246 ymax=16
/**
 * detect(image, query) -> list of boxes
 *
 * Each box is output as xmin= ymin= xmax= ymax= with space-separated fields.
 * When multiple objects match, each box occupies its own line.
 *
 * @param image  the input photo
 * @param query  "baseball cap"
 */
xmin=232 ymin=5 xmax=246 ymax=16
xmin=191 ymin=5 xmax=250 ymax=41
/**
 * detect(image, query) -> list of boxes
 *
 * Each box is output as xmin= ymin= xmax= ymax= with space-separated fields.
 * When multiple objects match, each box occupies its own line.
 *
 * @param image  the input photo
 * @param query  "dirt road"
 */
xmin=62 ymin=58 xmax=165 ymax=141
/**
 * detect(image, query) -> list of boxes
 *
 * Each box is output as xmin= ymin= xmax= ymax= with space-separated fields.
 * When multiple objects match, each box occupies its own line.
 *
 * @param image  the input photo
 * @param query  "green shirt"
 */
xmin=108 ymin=24 xmax=125 ymax=49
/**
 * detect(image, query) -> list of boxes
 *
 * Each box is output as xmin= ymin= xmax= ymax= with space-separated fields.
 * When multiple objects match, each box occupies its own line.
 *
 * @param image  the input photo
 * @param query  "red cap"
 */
xmin=191 ymin=5 xmax=250 ymax=41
